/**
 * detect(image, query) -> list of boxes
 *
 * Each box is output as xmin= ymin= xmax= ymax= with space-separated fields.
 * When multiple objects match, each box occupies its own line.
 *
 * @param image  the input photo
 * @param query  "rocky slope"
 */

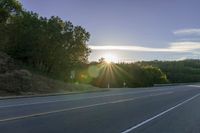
xmin=0 ymin=52 xmax=32 ymax=94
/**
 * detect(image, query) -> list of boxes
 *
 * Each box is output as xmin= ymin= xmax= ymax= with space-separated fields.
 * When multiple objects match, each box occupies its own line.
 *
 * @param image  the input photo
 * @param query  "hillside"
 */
xmin=0 ymin=52 xmax=99 ymax=96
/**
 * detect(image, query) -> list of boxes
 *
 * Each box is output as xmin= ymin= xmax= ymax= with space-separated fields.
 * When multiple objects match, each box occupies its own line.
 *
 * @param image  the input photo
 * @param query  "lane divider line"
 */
xmin=0 ymin=92 xmax=172 ymax=123
xmin=121 ymin=93 xmax=200 ymax=133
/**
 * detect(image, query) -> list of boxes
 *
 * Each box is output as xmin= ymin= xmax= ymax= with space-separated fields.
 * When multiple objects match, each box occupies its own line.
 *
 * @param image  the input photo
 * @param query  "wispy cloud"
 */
xmin=174 ymin=28 xmax=200 ymax=36
xmin=89 ymin=41 xmax=200 ymax=53
xmin=89 ymin=45 xmax=169 ymax=52
xmin=169 ymin=42 xmax=200 ymax=52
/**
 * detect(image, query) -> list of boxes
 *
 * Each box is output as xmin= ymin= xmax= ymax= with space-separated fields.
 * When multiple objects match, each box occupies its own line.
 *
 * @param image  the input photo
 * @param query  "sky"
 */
xmin=20 ymin=0 xmax=200 ymax=62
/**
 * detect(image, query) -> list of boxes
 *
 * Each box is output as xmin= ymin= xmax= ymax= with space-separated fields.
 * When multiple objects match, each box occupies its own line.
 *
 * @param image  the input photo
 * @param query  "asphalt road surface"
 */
xmin=0 ymin=85 xmax=200 ymax=133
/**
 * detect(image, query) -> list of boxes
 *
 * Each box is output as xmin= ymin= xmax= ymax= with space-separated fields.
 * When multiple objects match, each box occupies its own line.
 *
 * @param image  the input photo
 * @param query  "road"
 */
xmin=0 ymin=85 xmax=200 ymax=133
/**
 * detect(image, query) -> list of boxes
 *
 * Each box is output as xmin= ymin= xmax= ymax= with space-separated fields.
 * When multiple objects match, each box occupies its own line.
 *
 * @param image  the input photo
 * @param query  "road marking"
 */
xmin=0 ymin=87 xmax=177 ymax=108
xmin=0 ymin=92 xmax=172 ymax=123
xmin=188 ymin=85 xmax=200 ymax=88
xmin=121 ymin=93 xmax=200 ymax=133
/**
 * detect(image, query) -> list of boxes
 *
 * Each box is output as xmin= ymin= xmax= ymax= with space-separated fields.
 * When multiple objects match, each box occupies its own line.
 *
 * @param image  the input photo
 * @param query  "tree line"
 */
xmin=139 ymin=60 xmax=200 ymax=83
xmin=74 ymin=60 xmax=169 ymax=88
xmin=74 ymin=59 xmax=200 ymax=88
xmin=0 ymin=0 xmax=90 ymax=80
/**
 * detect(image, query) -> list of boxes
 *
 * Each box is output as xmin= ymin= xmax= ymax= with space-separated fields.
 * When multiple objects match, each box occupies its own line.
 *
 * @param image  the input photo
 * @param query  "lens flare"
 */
xmin=103 ymin=53 xmax=117 ymax=63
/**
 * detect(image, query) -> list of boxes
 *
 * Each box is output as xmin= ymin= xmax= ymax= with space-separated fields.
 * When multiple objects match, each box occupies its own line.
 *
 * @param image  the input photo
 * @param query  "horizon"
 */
xmin=20 ymin=0 xmax=200 ymax=62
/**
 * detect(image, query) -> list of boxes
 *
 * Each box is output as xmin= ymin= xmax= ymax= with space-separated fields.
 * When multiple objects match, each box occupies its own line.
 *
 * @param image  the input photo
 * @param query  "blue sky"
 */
xmin=20 ymin=0 xmax=200 ymax=62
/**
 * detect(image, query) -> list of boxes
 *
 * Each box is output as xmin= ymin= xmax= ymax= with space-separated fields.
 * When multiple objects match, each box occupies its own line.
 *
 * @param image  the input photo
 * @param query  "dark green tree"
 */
xmin=0 ymin=0 xmax=91 ymax=81
xmin=0 ymin=0 xmax=22 ymax=23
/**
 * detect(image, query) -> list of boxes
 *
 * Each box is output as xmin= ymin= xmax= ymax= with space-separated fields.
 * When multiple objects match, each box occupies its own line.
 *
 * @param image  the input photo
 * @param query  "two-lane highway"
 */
xmin=0 ymin=85 xmax=200 ymax=133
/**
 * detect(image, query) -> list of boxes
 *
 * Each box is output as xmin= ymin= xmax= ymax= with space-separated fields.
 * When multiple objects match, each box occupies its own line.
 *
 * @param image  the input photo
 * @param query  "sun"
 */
xmin=103 ymin=53 xmax=117 ymax=63
xmin=105 ymin=59 xmax=111 ymax=64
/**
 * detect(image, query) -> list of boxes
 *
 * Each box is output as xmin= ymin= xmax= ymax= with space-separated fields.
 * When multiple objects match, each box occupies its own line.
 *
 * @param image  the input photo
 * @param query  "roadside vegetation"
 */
xmin=74 ymin=60 xmax=169 ymax=88
xmin=0 ymin=0 xmax=90 ymax=81
xmin=139 ymin=60 xmax=200 ymax=83
xmin=0 ymin=0 xmax=200 ymax=95
xmin=74 ymin=59 xmax=200 ymax=88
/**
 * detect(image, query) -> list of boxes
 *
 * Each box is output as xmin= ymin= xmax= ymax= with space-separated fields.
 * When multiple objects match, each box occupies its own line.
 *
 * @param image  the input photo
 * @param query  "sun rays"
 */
xmin=93 ymin=60 xmax=129 ymax=88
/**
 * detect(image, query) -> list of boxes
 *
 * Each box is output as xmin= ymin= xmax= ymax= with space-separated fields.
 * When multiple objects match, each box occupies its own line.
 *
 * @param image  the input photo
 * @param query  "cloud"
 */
xmin=89 ymin=45 xmax=169 ymax=52
xmin=169 ymin=42 xmax=200 ymax=52
xmin=176 ymin=57 xmax=188 ymax=61
xmin=89 ymin=41 xmax=200 ymax=53
xmin=174 ymin=28 xmax=200 ymax=36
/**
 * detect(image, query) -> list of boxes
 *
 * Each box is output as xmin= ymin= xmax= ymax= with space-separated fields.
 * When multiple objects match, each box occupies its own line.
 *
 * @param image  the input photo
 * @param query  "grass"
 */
xmin=31 ymin=74 xmax=101 ymax=94
xmin=0 ymin=73 xmax=104 ymax=97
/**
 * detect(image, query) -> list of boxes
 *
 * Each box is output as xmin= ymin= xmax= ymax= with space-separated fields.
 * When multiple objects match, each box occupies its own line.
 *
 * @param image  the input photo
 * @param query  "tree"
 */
xmin=98 ymin=57 xmax=105 ymax=63
xmin=0 ymin=0 xmax=91 ymax=81
xmin=0 ymin=0 xmax=22 ymax=23
xmin=0 ymin=0 xmax=22 ymax=50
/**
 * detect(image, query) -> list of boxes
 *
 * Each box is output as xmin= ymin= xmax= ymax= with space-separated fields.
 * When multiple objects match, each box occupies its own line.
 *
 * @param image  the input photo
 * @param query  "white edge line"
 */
xmin=0 ymin=88 xmax=175 ymax=108
xmin=121 ymin=93 xmax=200 ymax=133
xmin=0 ymin=92 xmax=172 ymax=122
xmin=188 ymin=85 xmax=200 ymax=88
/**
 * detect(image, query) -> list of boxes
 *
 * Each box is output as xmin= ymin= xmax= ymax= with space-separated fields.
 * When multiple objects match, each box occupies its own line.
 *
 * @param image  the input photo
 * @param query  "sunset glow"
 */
xmin=103 ymin=53 xmax=118 ymax=63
